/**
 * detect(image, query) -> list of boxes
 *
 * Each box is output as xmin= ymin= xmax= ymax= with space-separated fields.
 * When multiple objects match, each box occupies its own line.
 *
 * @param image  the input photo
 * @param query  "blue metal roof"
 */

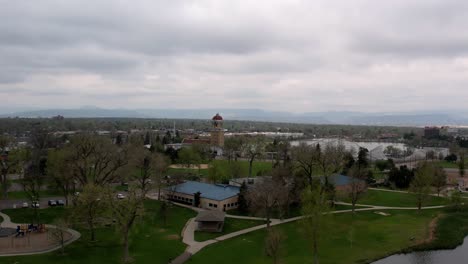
xmin=167 ymin=181 xmax=240 ymax=201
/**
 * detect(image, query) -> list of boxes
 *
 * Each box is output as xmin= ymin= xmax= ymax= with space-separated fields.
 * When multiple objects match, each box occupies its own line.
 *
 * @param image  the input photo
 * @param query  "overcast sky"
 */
xmin=2 ymin=0 xmax=468 ymax=113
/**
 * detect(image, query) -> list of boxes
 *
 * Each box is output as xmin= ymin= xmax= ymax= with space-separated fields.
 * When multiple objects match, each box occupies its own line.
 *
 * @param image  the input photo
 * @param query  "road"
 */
xmin=0 ymin=196 xmax=66 ymax=210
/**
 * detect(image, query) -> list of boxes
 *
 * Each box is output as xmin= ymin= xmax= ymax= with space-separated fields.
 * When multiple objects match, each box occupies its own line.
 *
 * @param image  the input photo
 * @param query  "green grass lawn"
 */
xmin=195 ymin=217 xmax=265 ymax=242
xmin=3 ymin=206 xmax=68 ymax=224
xmin=189 ymin=209 xmax=440 ymax=264
xmin=339 ymin=189 xmax=449 ymax=207
xmin=434 ymin=160 xmax=467 ymax=169
xmin=1 ymin=200 xmax=196 ymax=264
xmin=168 ymin=160 xmax=273 ymax=179
xmin=419 ymin=208 xmax=468 ymax=250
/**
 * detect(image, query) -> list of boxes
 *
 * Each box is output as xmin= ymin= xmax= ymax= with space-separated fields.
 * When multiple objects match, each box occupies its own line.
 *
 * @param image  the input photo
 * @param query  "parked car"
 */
xmin=32 ymin=201 xmax=40 ymax=208
xmin=22 ymin=202 xmax=29 ymax=208
xmin=117 ymin=193 xmax=125 ymax=199
xmin=56 ymin=200 xmax=65 ymax=206
xmin=48 ymin=200 xmax=57 ymax=206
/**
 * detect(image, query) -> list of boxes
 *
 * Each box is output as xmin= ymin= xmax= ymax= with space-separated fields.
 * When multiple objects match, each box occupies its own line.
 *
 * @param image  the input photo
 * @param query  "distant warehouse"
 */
xmin=165 ymin=181 xmax=240 ymax=211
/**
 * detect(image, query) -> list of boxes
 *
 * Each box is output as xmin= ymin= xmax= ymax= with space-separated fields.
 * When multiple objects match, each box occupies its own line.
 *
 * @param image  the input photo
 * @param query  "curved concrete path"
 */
xmin=0 ymin=211 xmax=81 ymax=257
xmin=166 ymin=197 xmax=450 ymax=264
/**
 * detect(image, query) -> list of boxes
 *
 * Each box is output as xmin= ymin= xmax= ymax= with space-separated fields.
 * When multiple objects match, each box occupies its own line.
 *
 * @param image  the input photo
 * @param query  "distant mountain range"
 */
xmin=1 ymin=107 xmax=468 ymax=127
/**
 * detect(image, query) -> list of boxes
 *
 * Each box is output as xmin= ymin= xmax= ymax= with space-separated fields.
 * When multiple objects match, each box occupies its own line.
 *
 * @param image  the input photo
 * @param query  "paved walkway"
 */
xmin=155 ymin=185 xmax=455 ymax=264
xmin=0 ymin=211 xmax=81 ymax=256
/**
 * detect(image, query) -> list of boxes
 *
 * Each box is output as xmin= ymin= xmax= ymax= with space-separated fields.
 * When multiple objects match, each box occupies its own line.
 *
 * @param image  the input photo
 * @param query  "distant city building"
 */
xmin=163 ymin=113 xmax=225 ymax=156
xmin=441 ymin=126 xmax=459 ymax=136
xmin=424 ymin=126 xmax=440 ymax=139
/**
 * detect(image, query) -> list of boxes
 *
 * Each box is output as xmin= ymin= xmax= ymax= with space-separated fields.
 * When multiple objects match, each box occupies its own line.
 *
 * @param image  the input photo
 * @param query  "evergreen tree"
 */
xmin=144 ymin=131 xmax=151 ymax=145
xmin=357 ymin=147 xmax=369 ymax=169
xmin=194 ymin=191 xmax=201 ymax=207
xmin=238 ymin=182 xmax=249 ymax=214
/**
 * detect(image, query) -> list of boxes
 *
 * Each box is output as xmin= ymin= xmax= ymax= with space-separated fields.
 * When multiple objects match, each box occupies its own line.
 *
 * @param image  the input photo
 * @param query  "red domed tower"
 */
xmin=210 ymin=113 xmax=224 ymax=147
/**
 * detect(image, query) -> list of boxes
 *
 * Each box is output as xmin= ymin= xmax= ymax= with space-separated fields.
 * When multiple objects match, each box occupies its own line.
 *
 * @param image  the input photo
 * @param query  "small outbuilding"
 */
xmin=195 ymin=210 xmax=226 ymax=233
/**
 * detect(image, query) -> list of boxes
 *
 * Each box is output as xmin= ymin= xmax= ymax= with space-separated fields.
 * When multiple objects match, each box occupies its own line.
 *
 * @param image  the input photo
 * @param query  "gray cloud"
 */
xmin=1 ymin=0 xmax=468 ymax=112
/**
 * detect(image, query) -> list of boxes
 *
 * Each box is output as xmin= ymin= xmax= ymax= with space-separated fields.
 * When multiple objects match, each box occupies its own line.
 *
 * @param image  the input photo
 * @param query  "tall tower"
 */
xmin=210 ymin=113 xmax=224 ymax=147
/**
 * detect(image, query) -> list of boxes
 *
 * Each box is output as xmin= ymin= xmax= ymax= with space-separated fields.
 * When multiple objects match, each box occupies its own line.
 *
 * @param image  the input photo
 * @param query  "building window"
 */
xmin=209 ymin=203 xmax=213 ymax=207
xmin=214 ymin=204 xmax=218 ymax=208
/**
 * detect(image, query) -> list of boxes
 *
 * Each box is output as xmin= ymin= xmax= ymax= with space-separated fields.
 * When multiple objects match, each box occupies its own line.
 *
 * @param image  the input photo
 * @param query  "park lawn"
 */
xmin=1 ymin=200 xmax=196 ymax=264
xmin=168 ymin=160 xmax=273 ymax=179
xmin=195 ymin=218 xmax=265 ymax=242
xmin=418 ymin=208 xmax=468 ymax=250
xmin=339 ymin=189 xmax=449 ymax=207
xmin=189 ymin=209 xmax=440 ymax=264
xmin=370 ymin=167 xmax=386 ymax=180
xmin=2 ymin=206 xmax=68 ymax=224
xmin=434 ymin=160 xmax=467 ymax=169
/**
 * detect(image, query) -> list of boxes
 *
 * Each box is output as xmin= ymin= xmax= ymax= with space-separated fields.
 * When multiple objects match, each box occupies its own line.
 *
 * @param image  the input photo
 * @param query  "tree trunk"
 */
xmin=88 ymin=220 xmax=95 ymax=241
xmin=1 ymin=175 xmax=8 ymax=199
xmin=249 ymin=158 xmax=254 ymax=178
xmin=123 ymin=229 xmax=130 ymax=263
xmin=2 ymin=172 xmax=8 ymax=199
xmin=266 ymin=207 xmax=271 ymax=229
xmin=158 ymin=184 xmax=161 ymax=201
xmin=313 ymin=231 xmax=319 ymax=264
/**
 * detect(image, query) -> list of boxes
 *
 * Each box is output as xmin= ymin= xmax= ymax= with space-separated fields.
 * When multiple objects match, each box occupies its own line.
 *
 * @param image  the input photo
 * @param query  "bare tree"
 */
xmin=432 ymin=165 xmax=447 ymax=196
xmin=291 ymin=143 xmax=319 ymax=187
xmin=129 ymin=148 xmax=165 ymax=197
xmin=459 ymin=152 xmax=465 ymax=178
xmin=50 ymin=218 xmax=70 ymax=255
xmin=224 ymin=137 xmax=244 ymax=162
xmin=66 ymin=135 xmax=129 ymax=187
xmin=247 ymin=178 xmax=287 ymax=228
xmin=411 ymin=162 xmax=434 ymax=210
xmin=316 ymin=143 xmax=346 ymax=185
xmin=153 ymin=153 xmax=169 ymax=201
xmin=301 ymin=185 xmax=330 ymax=264
xmin=242 ymin=137 xmax=266 ymax=178
xmin=47 ymin=149 xmax=75 ymax=206
xmin=0 ymin=139 xmax=26 ymax=199
xmin=108 ymin=188 xmax=144 ymax=263
xmin=264 ymin=228 xmax=283 ymax=264
xmin=73 ymin=184 xmax=109 ymax=241
xmin=347 ymin=165 xmax=368 ymax=213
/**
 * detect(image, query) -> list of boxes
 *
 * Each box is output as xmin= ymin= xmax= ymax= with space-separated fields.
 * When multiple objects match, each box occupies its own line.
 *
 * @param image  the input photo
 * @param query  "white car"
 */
xmin=22 ymin=202 xmax=29 ymax=208
xmin=117 ymin=193 xmax=125 ymax=199
xmin=32 ymin=201 xmax=40 ymax=208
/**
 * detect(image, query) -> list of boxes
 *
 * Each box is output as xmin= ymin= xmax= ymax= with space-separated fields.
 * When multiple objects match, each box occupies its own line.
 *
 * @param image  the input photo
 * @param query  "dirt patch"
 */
xmin=166 ymin=234 xmax=180 ymax=240
xmin=169 ymin=164 xmax=209 ymax=170
xmin=418 ymin=214 xmax=443 ymax=245
xmin=158 ymin=228 xmax=166 ymax=233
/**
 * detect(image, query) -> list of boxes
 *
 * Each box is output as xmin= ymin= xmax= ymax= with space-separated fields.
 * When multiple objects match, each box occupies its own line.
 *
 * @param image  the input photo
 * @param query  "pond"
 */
xmin=372 ymin=236 xmax=468 ymax=264
xmin=290 ymin=138 xmax=408 ymax=152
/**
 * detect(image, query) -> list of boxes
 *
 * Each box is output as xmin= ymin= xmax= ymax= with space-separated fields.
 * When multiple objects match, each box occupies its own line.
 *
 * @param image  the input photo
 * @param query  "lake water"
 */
xmin=372 ymin=237 xmax=468 ymax=264
xmin=290 ymin=138 xmax=408 ymax=152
